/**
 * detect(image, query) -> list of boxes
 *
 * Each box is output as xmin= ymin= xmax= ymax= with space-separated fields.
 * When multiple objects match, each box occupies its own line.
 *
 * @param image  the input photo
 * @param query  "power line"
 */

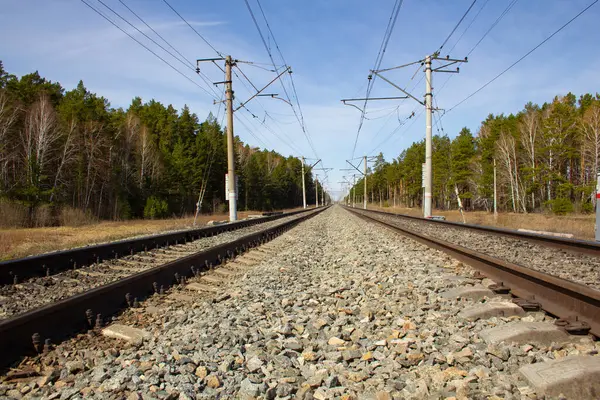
xmin=438 ymin=0 xmax=478 ymax=52
xmin=116 ymin=0 xmax=220 ymax=97
xmin=161 ymin=0 xmax=223 ymax=57
xmin=435 ymin=0 xmax=519 ymax=100
xmin=80 ymin=0 xmax=215 ymax=98
xmin=350 ymin=0 xmax=404 ymax=160
xmin=118 ymin=0 xmax=193 ymax=69
xmin=252 ymin=0 xmax=319 ymax=156
xmin=447 ymin=0 xmax=598 ymax=114
xmin=245 ymin=0 xmax=321 ymax=160
xmin=467 ymin=0 xmax=519 ymax=56
xmin=447 ymin=0 xmax=491 ymax=54
xmin=96 ymin=0 xmax=219 ymax=99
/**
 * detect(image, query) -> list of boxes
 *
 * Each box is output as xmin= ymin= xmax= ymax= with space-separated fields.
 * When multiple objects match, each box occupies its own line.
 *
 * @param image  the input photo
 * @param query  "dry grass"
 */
xmin=0 ymin=208 xmax=303 ymax=261
xmin=367 ymin=204 xmax=595 ymax=240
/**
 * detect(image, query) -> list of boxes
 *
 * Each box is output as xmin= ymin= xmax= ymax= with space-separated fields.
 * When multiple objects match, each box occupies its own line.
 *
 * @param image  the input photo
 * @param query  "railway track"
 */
xmin=345 ymin=206 xmax=600 ymax=339
xmin=1 ymin=205 xmax=599 ymax=399
xmin=0 ymin=207 xmax=326 ymax=369
xmin=0 ymin=209 xmax=312 ymax=286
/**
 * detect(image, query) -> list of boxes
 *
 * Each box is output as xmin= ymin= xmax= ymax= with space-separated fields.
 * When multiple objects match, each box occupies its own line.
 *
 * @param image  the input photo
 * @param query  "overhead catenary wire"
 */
xmin=467 ymin=0 xmax=519 ymax=57
xmin=437 ymin=0 xmax=478 ymax=52
xmin=435 ymin=0 xmax=520 ymax=101
xmin=349 ymin=0 xmax=404 ymax=160
xmin=231 ymin=64 xmax=304 ymax=154
xmin=446 ymin=0 xmax=598 ymax=114
xmin=447 ymin=0 xmax=491 ymax=54
xmin=80 ymin=0 xmax=216 ymax=99
xmin=98 ymin=0 xmax=219 ymax=98
xmin=117 ymin=0 xmax=194 ymax=69
xmin=161 ymin=0 xmax=223 ymax=58
xmin=246 ymin=0 xmax=320 ymax=160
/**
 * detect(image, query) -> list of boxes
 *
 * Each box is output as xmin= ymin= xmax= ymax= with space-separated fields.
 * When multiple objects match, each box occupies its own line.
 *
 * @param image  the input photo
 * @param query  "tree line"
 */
xmin=347 ymin=92 xmax=600 ymax=215
xmin=0 ymin=61 xmax=320 ymax=227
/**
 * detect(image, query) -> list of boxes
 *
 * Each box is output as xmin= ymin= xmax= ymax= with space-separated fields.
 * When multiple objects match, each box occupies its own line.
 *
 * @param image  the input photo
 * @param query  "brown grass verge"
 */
xmin=365 ymin=204 xmax=595 ymax=241
xmin=0 ymin=208 xmax=304 ymax=261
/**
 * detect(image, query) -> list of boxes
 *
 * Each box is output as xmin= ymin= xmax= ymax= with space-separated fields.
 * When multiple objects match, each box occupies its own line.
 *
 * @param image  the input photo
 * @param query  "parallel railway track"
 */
xmin=345 ymin=206 xmax=600 ymax=339
xmin=0 ymin=207 xmax=326 ymax=369
xmin=0 ymin=209 xmax=311 ymax=286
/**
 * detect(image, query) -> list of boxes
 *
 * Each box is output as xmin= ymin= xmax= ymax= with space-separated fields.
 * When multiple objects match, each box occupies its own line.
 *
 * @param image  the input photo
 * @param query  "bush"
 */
xmin=33 ymin=204 xmax=55 ymax=227
xmin=581 ymin=202 xmax=594 ymax=214
xmin=0 ymin=199 xmax=29 ymax=228
xmin=546 ymin=198 xmax=573 ymax=215
xmin=144 ymin=196 xmax=169 ymax=219
xmin=59 ymin=206 xmax=96 ymax=227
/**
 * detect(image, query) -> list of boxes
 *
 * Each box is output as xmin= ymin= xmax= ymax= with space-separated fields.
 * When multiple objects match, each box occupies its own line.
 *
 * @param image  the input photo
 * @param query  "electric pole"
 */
xmin=344 ymin=158 xmax=374 ymax=210
xmin=363 ymin=156 xmax=368 ymax=210
xmin=301 ymin=156 xmax=306 ymax=209
xmin=224 ymin=56 xmax=237 ymax=221
xmin=424 ymin=55 xmax=433 ymax=218
xmin=493 ymin=158 xmax=498 ymax=221
xmin=346 ymin=54 xmax=468 ymax=218
xmin=315 ymin=176 xmax=319 ymax=208
xmin=196 ymin=56 xmax=291 ymax=222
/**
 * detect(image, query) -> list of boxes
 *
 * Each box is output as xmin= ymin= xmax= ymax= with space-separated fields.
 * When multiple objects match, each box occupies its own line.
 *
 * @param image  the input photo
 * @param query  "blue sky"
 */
xmin=1 ymin=0 xmax=599 ymax=199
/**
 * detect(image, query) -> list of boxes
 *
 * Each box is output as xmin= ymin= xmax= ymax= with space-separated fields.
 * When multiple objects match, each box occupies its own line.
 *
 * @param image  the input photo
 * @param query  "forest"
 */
xmin=0 ymin=61 xmax=320 ymax=227
xmin=347 ymin=92 xmax=600 ymax=215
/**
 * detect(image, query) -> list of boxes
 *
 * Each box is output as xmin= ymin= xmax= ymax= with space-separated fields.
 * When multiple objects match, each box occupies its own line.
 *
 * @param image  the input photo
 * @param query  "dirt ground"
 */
xmin=0 ymin=208 xmax=304 ymax=261
xmin=366 ymin=204 xmax=595 ymax=240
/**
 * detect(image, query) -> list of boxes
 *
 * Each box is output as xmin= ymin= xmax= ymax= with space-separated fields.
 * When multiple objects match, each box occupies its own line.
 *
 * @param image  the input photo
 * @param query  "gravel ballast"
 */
xmin=0 ymin=213 xmax=308 ymax=320
xmin=1 ymin=205 xmax=598 ymax=400
xmin=355 ymin=209 xmax=600 ymax=290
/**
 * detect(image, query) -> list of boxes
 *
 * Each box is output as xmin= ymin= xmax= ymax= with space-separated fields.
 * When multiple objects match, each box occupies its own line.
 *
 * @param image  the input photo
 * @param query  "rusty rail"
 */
xmin=354 ymin=207 xmax=600 ymax=257
xmin=0 ymin=207 xmax=327 ymax=369
xmin=0 ymin=208 xmax=317 ymax=285
xmin=347 ymin=207 xmax=600 ymax=338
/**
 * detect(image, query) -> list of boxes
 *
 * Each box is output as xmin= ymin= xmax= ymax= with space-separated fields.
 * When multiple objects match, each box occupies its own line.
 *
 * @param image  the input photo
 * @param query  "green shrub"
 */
xmin=144 ymin=196 xmax=169 ymax=219
xmin=546 ymin=198 xmax=573 ymax=215
xmin=581 ymin=202 xmax=594 ymax=214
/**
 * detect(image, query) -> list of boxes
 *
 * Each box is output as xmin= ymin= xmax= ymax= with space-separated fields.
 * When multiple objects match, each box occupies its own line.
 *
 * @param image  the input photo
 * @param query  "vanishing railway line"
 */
xmin=0 ymin=211 xmax=316 ymax=321
xmin=346 ymin=206 xmax=600 ymax=338
xmin=0 ymin=207 xmax=325 ymax=369
xmin=1 ymin=205 xmax=600 ymax=399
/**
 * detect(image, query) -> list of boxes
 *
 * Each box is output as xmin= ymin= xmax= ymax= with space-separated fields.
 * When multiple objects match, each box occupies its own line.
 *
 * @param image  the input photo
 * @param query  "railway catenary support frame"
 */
xmin=346 ymin=206 xmax=600 ymax=338
xmin=0 ymin=206 xmax=328 ymax=369
xmin=0 ymin=208 xmax=314 ymax=285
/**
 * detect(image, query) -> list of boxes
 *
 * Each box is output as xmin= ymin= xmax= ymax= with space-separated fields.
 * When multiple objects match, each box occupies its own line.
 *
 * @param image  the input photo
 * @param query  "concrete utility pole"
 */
xmin=196 ymin=56 xmax=290 ymax=222
xmin=301 ymin=156 xmax=307 ymax=209
xmin=352 ymin=175 xmax=356 ymax=207
xmin=224 ymin=56 xmax=237 ymax=221
xmin=315 ymin=177 xmax=319 ymax=208
xmin=365 ymin=54 xmax=467 ymax=218
xmin=345 ymin=158 xmax=373 ymax=210
xmin=424 ymin=55 xmax=433 ymax=218
xmin=302 ymin=158 xmax=321 ymax=209
xmin=493 ymin=158 xmax=498 ymax=221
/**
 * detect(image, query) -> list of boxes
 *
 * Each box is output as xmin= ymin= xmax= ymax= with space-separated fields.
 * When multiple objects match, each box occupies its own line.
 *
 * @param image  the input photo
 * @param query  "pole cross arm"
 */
xmin=346 ymin=160 xmax=364 ymax=176
xmin=371 ymin=71 xmax=424 ymax=106
xmin=341 ymin=96 xmax=409 ymax=102
xmin=373 ymin=59 xmax=425 ymax=73
xmin=309 ymin=159 xmax=322 ymax=169
xmin=235 ymin=67 xmax=291 ymax=111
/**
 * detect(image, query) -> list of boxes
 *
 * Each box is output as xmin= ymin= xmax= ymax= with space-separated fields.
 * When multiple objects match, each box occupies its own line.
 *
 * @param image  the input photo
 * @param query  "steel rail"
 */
xmin=0 ymin=208 xmax=316 ymax=285
xmin=346 ymin=207 xmax=600 ymax=338
xmin=353 ymin=207 xmax=600 ymax=257
xmin=0 ymin=207 xmax=327 ymax=369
